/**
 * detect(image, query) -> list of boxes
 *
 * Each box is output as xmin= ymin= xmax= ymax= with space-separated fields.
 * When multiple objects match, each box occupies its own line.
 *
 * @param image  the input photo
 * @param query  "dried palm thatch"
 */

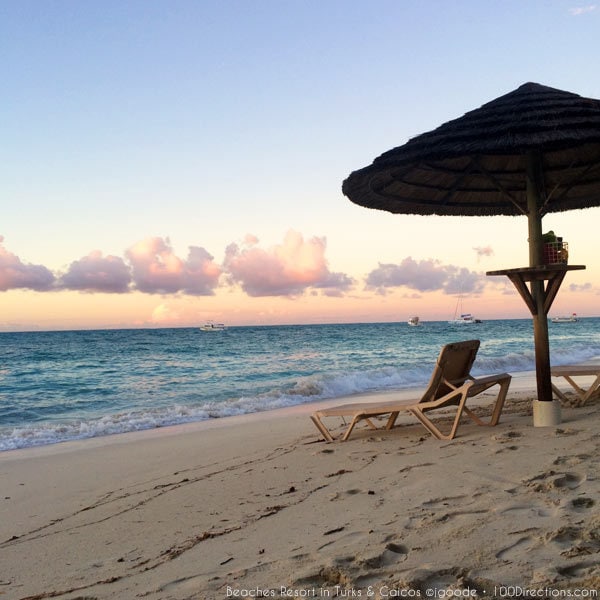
xmin=343 ymin=82 xmax=600 ymax=217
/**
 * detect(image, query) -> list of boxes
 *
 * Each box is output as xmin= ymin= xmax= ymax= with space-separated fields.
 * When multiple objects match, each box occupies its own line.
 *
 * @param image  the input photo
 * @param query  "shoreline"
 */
xmin=2 ymin=373 xmax=600 ymax=599
xmin=0 ymin=369 xmax=544 ymax=459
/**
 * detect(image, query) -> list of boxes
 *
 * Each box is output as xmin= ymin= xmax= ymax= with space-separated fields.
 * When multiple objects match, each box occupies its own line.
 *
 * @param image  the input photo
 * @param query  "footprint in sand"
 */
xmin=499 ymin=503 xmax=549 ymax=518
xmin=556 ymin=560 xmax=598 ymax=578
xmin=359 ymin=542 xmax=408 ymax=568
xmin=545 ymin=525 xmax=581 ymax=544
xmin=495 ymin=444 xmax=520 ymax=454
xmin=294 ymin=565 xmax=351 ymax=587
xmin=525 ymin=470 xmax=585 ymax=493
xmin=553 ymin=472 xmax=585 ymax=490
xmin=553 ymin=453 xmax=591 ymax=466
xmin=493 ymin=430 xmax=522 ymax=443
xmin=571 ymin=497 xmax=595 ymax=510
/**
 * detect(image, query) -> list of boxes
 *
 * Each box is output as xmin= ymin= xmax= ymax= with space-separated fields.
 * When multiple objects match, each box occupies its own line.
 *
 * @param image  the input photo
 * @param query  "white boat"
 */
xmin=551 ymin=313 xmax=579 ymax=323
xmin=448 ymin=313 xmax=482 ymax=325
xmin=200 ymin=321 xmax=226 ymax=331
xmin=407 ymin=316 xmax=421 ymax=326
xmin=448 ymin=294 xmax=481 ymax=324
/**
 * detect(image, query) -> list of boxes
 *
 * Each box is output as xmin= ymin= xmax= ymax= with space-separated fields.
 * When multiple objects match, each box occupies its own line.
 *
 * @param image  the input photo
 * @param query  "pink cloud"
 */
xmin=366 ymin=258 xmax=449 ymax=293
xmin=126 ymin=237 xmax=221 ymax=295
xmin=473 ymin=246 xmax=494 ymax=259
xmin=0 ymin=236 xmax=55 ymax=291
xmin=58 ymin=251 xmax=131 ymax=293
xmin=444 ymin=266 xmax=485 ymax=295
xmin=223 ymin=230 xmax=354 ymax=297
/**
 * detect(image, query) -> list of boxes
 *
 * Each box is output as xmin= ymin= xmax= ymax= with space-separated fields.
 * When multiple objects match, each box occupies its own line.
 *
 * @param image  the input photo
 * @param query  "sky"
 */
xmin=1 ymin=0 xmax=599 ymax=331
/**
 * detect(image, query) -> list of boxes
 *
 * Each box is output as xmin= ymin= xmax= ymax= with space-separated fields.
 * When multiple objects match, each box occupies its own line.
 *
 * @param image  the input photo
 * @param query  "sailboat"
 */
xmin=448 ymin=295 xmax=482 ymax=325
xmin=449 ymin=313 xmax=481 ymax=325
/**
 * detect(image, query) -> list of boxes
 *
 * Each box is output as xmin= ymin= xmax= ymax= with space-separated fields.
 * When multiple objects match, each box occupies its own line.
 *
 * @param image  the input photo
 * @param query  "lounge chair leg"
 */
xmin=551 ymin=383 xmax=570 ymax=404
xmin=584 ymin=377 xmax=600 ymax=403
xmin=489 ymin=379 xmax=510 ymax=426
xmin=410 ymin=391 xmax=468 ymax=440
xmin=445 ymin=393 xmax=469 ymax=439
xmin=385 ymin=412 xmax=400 ymax=430
xmin=464 ymin=376 xmax=511 ymax=427
xmin=341 ymin=415 xmax=364 ymax=441
xmin=310 ymin=415 xmax=335 ymax=442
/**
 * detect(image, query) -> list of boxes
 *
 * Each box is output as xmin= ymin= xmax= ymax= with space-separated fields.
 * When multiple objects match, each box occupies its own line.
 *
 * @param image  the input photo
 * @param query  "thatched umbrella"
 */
xmin=343 ymin=82 xmax=600 ymax=424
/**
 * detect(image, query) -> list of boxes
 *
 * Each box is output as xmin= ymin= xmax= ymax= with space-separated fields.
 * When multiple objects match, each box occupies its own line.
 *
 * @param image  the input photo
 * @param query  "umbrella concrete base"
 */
xmin=532 ymin=399 xmax=562 ymax=427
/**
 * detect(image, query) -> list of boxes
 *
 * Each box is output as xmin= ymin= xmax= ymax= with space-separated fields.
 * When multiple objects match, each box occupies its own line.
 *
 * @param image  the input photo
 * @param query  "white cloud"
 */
xmin=569 ymin=5 xmax=596 ymax=15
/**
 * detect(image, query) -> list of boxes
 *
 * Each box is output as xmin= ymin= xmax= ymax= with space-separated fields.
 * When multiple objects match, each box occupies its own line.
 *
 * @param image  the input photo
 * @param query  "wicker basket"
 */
xmin=543 ymin=241 xmax=569 ymax=265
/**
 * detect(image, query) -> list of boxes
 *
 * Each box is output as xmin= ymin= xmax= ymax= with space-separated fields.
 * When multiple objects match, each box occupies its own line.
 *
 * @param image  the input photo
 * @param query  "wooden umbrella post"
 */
xmin=527 ymin=151 xmax=545 ymax=268
xmin=526 ymin=151 xmax=561 ymax=424
xmin=488 ymin=152 xmax=584 ymax=425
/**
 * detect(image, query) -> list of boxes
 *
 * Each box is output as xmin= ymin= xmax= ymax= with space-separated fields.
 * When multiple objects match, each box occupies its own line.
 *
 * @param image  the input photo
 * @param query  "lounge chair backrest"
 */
xmin=420 ymin=340 xmax=480 ymax=403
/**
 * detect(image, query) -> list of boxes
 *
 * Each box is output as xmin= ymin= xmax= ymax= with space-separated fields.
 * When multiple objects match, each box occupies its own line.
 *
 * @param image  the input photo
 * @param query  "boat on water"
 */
xmin=448 ymin=295 xmax=481 ymax=324
xmin=551 ymin=313 xmax=579 ymax=323
xmin=200 ymin=321 xmax=226 ymax=331
xmin=407 ymin=316 xmax=422 ymax=326
xmin=448 ymin=313 xmax=482 ymax=325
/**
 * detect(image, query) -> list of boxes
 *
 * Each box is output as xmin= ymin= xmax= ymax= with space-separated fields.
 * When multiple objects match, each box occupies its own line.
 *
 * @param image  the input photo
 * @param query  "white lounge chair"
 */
xmin=310 ymin=340 xmax=511 ymax=442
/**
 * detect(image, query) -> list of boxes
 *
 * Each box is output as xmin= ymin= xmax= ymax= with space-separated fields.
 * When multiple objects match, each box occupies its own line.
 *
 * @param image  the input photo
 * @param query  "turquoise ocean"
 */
xmin=2 ymin=318 xmax=600 ymax=451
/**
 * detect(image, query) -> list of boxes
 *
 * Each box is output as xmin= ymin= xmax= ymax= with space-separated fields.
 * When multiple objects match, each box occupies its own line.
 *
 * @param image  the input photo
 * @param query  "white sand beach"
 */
xmin=1 ymin=376 xmax=599 ymax=600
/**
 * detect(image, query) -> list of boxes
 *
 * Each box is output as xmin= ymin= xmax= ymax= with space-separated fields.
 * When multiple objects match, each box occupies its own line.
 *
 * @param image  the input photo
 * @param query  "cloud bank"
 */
xmin=2 ymin=233 xmax=487 ymax=301
xmin=366 ymin=257 xmax=485 ymax=295
xmin=1 ymin=232 xmax=354 ymax=298
xmin=1 ymin=236 xmax=222 ymax=296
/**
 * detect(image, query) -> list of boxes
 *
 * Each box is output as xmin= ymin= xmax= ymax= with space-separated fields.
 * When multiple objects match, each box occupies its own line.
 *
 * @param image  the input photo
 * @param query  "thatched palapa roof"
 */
xmin=342 ymin=83 xmax=600 ymax=217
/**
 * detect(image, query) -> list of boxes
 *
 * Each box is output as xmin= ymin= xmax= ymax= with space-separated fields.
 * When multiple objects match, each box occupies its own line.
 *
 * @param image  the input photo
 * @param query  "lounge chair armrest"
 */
xmin=468 ymin=373 xmax=511 ymax=391
xmin=471 ymin=372 xmax=511 ymax=382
